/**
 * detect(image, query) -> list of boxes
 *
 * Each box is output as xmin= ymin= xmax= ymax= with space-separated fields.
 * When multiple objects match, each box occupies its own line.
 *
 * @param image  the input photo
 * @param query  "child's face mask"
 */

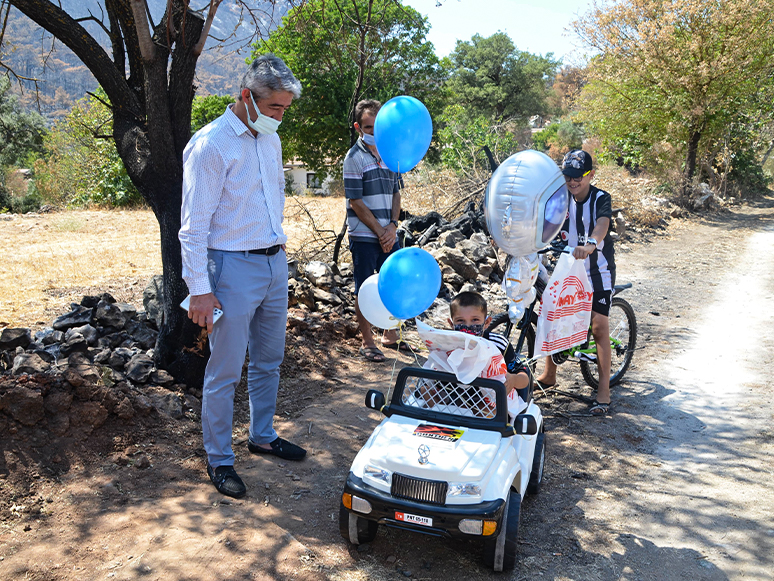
xmin=454 ymin=323 xmax=484 ymax=336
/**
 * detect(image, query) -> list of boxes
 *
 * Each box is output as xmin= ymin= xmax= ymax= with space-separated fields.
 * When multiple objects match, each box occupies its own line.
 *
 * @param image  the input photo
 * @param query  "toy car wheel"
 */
xmin=339 ymin=503 xmax=378 ymax=545
xmin=483 ymin=489 xmax=521 ymax=571
xmin=527 ymin=428 xmax=546 ymax=495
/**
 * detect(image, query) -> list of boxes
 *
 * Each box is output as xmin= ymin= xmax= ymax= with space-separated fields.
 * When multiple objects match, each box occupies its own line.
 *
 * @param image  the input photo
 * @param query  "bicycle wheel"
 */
xmin=580 ymin=297 xmax=637 ymax=389
xmin=485 ymin=313 xmax=536 ymax=373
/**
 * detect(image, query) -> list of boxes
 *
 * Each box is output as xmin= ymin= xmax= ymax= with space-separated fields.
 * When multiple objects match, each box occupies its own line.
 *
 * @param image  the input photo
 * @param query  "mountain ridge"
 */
xmin=4 ymin=0 xmax=291 ymax=117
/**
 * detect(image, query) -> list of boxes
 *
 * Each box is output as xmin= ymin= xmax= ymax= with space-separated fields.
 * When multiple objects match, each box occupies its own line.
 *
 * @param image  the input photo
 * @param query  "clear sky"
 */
xmin=402 ymin=0 xmax=594 ymax=62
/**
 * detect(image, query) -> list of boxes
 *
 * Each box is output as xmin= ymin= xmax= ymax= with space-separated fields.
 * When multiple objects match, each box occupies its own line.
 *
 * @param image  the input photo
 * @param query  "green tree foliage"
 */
xmin=253 ymin=0 xmax=447 ymax=177
xmin=191 ymin=94 xmax=235 ymax=134
xmin=573 ymin=0 xmax=774 ymax=195
xmin=438 ymin=104 xmax=521 ymax=178
xmin=0 ymin=77 xmax=46 ymax=212
xmin=446 ymin=32 xmax=558 ymax=122
xmin=0 ymin=77 xmax=46 ymax=168
xmin=33 ymin=90 xmax=141 ymax=207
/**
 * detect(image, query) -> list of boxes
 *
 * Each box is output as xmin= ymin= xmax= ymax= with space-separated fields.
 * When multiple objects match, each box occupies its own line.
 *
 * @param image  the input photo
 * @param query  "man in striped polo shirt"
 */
xmin=343 ymin=99 xmax=403 ymax=362
xmin=536 ymin=150 xmax=616 ymax=415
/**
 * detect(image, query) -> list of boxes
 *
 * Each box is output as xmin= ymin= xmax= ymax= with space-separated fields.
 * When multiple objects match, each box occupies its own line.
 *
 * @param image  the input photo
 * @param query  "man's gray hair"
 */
xmin=241 ymin=54 xmax=302 ymax=100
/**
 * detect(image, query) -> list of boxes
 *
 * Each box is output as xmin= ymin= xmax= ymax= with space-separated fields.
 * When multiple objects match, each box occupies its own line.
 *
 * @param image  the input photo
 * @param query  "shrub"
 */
xmin=32 ymin=90 xmax=143 ymax=208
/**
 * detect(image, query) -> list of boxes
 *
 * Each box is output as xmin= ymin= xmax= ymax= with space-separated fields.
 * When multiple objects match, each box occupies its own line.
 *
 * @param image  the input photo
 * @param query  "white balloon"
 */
xmin=507 ymin=302 xmax=526 ymax=325
xmin=357 ymin=274 xmax=400 ymax=330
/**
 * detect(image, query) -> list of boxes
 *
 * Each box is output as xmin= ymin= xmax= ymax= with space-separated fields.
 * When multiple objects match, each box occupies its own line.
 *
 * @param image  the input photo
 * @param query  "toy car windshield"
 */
xmin=377 ymin=367 xmax=528 ymax=436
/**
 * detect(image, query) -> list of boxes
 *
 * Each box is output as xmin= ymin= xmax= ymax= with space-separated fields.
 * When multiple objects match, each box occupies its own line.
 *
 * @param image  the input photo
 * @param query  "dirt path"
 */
xmin=2 ymin=198 xmax=774 ymax=581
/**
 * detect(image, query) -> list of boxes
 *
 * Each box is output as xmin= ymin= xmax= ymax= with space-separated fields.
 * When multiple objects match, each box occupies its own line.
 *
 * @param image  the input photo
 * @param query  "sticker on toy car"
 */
xmin=395 ymin=511 xmax=433 ymax=527
xmin=413 ymin=424 xmax=465 ymax=442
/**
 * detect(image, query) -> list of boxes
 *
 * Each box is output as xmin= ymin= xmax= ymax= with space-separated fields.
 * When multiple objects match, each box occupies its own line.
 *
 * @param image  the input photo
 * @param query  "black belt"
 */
xmin=248 ymin=245 xmax=281 ymax=256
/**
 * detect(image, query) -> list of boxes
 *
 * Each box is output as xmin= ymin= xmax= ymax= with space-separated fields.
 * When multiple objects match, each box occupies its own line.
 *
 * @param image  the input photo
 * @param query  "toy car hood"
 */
xmin=357 ymin=415 xmax=502 ymax=482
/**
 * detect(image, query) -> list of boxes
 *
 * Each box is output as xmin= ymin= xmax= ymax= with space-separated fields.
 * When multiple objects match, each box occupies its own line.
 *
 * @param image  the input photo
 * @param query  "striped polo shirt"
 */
xmin=343 ymin=138 xmax=400 ymax=241
xmin=560 ymin=184 xmax=616 ymax=291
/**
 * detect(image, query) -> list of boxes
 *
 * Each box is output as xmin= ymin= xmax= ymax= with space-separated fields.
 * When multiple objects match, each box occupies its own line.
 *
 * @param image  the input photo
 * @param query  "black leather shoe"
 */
xmin=207 ymin=464 xmax=246 ymax=498
xmin=248 ymin=437 xmax=307 ymax=461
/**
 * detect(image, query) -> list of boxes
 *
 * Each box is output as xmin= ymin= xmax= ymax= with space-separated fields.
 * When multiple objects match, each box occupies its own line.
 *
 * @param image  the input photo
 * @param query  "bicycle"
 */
xmin=485 ymin=247 xmax=637 ymax=390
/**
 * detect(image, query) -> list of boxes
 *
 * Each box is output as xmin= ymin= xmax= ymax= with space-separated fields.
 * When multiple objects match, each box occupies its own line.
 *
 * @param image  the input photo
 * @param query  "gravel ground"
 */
xmin=2 ymin=196 xmax=774 ymax=581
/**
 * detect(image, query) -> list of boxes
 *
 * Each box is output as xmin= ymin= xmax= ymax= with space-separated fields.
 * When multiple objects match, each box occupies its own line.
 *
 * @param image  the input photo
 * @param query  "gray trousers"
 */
xmin=202 ymin=248 xmax=288 ymax=468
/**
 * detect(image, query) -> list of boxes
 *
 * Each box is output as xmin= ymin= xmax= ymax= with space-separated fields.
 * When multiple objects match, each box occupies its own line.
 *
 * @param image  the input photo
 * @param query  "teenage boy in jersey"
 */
xmin=343 ymin=99 xmax=403 ymax=363
xmin=536 ymin=150 xmax=616 ymax=416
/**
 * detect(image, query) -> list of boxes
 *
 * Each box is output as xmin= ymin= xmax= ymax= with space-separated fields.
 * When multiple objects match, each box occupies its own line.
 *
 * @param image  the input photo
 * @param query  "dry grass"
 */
xmin=594 ymin=165 xmax=666 ymax=227
xmin=0 ymin=201 xmax=349 ymax=329
xmin=0 ymin=210 xmax=163 ymax=329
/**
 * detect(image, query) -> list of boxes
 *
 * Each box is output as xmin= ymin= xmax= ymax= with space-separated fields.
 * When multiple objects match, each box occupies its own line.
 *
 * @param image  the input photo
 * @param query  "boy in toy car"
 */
xmin=421 ymin=292 xmax=532 ymax=415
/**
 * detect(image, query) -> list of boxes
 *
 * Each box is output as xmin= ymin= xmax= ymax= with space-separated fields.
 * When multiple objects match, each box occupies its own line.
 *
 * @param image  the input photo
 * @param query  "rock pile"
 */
xmin=0 ymin=292 xmax=190 ymax=439
xmin=291 ymin=205 xmax=507 ymax=318
xmin=293 ymin=206 xmax=509 ymax=327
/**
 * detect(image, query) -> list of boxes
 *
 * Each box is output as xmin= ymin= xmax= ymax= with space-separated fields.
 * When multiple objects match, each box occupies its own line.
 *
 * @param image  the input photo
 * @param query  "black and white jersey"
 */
xmin=560 ymin=184 xmax=616 ymax=291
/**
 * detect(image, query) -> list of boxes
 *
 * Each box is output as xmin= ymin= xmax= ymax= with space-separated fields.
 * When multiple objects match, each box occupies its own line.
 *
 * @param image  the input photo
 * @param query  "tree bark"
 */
xmin=11 ymin=0 xmax=211 ymax=387
xmin=683 ymin=129 xmax=702 ymax=199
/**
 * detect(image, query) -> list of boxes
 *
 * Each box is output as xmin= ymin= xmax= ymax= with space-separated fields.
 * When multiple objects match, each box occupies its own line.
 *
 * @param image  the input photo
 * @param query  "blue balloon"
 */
xmin=378 ymin=248 xmax=442 ymax=320
xmin=374 ymin=96 xmax=433 ymax=173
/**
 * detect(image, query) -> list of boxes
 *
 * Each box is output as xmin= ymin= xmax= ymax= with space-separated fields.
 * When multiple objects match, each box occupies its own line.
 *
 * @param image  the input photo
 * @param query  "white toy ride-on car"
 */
xmin=339 ymin=366 xmax=545 ymax=571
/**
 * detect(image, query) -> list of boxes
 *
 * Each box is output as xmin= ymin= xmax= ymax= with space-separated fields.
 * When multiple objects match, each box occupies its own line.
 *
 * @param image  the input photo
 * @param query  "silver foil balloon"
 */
xmin=485 ymin=150 xmax=569 ymax=323
xmin=502 ymin=254 xmax=539 ymax=323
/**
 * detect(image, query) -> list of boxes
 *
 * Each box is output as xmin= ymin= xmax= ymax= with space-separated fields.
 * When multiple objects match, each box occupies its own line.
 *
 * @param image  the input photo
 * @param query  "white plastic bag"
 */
xmin=416 ymin=320 xmax=505 ymax=384
xmin=416 ymin=320 xmax=525 ymax=417
xmin=534 ymin=252 xmax=593 ymax=357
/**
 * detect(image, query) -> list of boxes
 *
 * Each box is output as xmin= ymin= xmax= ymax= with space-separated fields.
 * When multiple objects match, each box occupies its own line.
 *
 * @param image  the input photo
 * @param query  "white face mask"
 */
xmin=362 ymin=132 xmax=376 ymax=146
xmin=246 ymin=91 xmax=282 ymax=135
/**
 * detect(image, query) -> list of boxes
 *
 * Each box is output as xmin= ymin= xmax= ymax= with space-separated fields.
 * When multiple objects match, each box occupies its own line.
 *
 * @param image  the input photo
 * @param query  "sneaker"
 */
xmin=248 ymin=437 xmax=307 ymax=461
xmin=207 ymin=464 xmax=246 ymax=498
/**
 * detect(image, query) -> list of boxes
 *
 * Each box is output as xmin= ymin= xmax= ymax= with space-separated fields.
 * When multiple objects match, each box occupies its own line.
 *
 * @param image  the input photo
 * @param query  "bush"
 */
xmin=191 ymin=95 xmax=235 ymax=133
xmin=531 ymin=119 xmax=583 ymax=161
xmin=0 ymin=185 xmax=42 ymax=214
xmin=726 ymin=148 xmax=771 ymax=198
xmin=531 ymin=123 xmax=558 ymax=152
xmin=32 ymin=90 xmax=143 ymax=208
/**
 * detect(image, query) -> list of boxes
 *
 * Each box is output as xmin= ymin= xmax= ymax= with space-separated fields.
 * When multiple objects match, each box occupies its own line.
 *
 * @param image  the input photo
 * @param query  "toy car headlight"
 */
xmin=364 ymin=464 xmax=392 ymax=485
xmin=447 ymin=482 xmax=482 ymax=497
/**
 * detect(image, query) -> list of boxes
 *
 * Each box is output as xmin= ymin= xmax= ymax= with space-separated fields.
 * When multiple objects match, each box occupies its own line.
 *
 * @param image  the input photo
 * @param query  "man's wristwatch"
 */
xmin=586 ymin=237 xmax=598 ymax=247
xmin=390 ymin=219 xmax=399 ymax=227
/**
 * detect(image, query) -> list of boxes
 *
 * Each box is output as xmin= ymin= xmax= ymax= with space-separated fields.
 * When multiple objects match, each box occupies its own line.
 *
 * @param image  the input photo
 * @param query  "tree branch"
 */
xmin=74 ymin=11 xmax=110 ymax=37
xmin=193 ymin=0 xmax=222 ymax=56
xmin=129 ymin=0 xmax=156 ymax=60
xmin=10 ymin=0 xmax=140 ymax=116
xmin=86 ymin=90 xmax=113 ymax=110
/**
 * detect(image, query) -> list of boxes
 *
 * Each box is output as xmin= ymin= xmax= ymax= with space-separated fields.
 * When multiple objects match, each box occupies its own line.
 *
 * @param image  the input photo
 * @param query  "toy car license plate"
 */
xmin=395 ymin=511 xmax=432 ymax=527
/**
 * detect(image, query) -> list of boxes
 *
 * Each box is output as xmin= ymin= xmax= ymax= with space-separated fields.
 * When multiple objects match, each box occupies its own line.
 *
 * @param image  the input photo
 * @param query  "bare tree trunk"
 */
xmin=683 ymin=129 xmax=702 ymax=199
xmin=11 ymin=0 xmax=211 ymax=387
xmin=331 ymin=217 xmax=348 ymax=272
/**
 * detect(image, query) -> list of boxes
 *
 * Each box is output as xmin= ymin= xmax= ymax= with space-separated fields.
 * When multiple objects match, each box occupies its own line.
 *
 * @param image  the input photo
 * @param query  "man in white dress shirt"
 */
xmin=179 ymin=54 xmax=306 ymax=499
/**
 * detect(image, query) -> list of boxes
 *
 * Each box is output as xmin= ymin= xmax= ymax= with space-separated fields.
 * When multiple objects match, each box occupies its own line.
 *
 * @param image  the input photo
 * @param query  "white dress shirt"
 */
xmin=179 ymin=105 xmax=287 ymax=296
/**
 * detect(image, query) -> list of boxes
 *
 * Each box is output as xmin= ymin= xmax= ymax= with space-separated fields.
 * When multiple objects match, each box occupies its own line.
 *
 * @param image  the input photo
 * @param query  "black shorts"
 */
xmin=349 ymin=239 xmax=400 ymax=294
xmin=592 ymin=290 xmax=613 ymax=317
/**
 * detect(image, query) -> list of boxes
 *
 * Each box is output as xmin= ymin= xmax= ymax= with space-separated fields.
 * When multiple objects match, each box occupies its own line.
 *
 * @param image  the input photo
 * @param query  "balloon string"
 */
xmin=386 ymin=320 xmax=425 ymax=401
